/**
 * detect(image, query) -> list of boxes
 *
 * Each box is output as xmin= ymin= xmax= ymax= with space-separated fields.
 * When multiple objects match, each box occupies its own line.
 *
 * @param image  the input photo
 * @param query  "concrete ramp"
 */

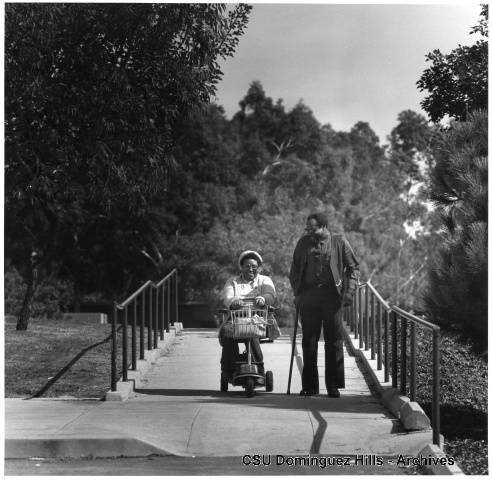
xmin=5 ymin=329 xmax=433 ymax=459
xmin=129 ymin=329 xmax=432 ymax=457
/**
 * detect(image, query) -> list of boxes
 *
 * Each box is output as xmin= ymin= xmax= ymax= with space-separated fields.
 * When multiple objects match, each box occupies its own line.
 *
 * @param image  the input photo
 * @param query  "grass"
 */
xmin=5 ymin=316 xmax=126 ymax=399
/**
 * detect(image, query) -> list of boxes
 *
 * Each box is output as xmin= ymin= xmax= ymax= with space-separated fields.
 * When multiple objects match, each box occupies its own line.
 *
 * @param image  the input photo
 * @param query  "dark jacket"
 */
xmin=289 ymin=233 xmax=360 ymax=299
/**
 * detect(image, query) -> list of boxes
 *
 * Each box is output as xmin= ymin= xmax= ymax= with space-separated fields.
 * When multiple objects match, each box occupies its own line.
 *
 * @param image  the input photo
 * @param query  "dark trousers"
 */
xmin=299 ymin=288 xmax=344 ymax=391
xmin=221 ymin=338 xmax=264 ymax=375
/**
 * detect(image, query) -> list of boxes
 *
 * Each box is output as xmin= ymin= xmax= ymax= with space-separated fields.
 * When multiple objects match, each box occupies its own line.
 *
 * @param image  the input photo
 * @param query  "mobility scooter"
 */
xmin=218 ymin=297 xmax=276 ymax=397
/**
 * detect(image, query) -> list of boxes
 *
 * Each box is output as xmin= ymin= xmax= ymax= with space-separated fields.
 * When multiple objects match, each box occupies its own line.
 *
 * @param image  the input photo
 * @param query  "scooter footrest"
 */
xmin=238 ymin=364 xmax=258 ymax=375
xmin=233 ymin=373 xmax=264 ymax=385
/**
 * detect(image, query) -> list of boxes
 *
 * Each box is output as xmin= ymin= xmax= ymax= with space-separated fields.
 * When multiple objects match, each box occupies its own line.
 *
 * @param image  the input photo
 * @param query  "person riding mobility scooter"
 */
xmin=218 ymin=251 xmax=280 ymax=397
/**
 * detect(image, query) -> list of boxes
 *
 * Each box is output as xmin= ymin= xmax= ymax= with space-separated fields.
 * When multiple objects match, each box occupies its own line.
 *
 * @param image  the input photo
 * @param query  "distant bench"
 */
xmin=63 ymin=313 xmax=108 ymax=323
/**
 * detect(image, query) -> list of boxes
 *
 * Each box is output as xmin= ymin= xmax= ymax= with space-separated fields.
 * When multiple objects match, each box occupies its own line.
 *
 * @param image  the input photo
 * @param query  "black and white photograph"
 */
xmin=4 ymin=1 xmax=487 ymax=475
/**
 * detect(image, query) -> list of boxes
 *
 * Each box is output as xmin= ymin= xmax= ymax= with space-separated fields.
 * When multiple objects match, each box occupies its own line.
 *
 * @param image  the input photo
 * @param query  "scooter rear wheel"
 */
xmin=220 ymin=371 xmax=229 ymax=392
xmin=265 ymin=371 xmax=274 ymax=392
xmin=245 ymin=377 xmax=255 ymax=397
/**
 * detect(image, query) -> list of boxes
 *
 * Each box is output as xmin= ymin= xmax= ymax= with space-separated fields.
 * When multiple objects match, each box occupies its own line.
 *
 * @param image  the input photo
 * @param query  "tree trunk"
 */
xmin=16 ymin=259 xmax=36 ymax=331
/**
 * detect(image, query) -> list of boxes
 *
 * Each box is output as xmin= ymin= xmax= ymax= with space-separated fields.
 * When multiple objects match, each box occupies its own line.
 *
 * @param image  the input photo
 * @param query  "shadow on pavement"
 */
xmin=134 ymin=388 xmax=240 ymax=397
xmin=134 ymin=388 xmax=396 ymax=415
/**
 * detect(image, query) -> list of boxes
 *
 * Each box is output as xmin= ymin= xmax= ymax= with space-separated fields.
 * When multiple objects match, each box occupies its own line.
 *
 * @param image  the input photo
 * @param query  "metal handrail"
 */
xmin=117 ymin=280 xmax=153 ymax=309
xmin=391 ymin=304 xmax=440 ymax=331
xmin=155 ymin=268 xmax=177 ymax=287
xmin=362 ymin=281 xmax=391 ymax=311
xmin=345 ymin=280 xmax=441 ymax=446
xmin=110 ymin=269 xmax=179 ymax=392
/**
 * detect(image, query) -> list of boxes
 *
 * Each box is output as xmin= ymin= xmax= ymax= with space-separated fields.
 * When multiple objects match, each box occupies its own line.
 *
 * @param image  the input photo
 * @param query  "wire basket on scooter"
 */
xmin=230 ymin=305 xmax=269 ymax=340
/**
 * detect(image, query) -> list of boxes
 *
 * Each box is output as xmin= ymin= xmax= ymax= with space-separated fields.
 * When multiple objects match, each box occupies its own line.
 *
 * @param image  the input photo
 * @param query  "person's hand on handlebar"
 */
xmin=255 ymin=296 xmax=266 ymax=307
xmin=230 ymin=298 xmax=243 ymax=309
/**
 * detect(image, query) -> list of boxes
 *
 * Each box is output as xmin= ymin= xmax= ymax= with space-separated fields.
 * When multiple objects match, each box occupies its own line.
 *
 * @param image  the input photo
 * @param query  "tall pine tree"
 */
xmin=424 ymin=110 xmax=487 ymax=351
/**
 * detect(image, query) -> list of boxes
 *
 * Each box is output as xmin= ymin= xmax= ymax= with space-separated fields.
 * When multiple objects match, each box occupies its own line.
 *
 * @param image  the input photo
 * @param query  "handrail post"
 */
xmin=370 ymin=292 xmax=375 ymax=360
xmin=140 ymin=292 xmax=145 ymax=360
xmin=354 ymin=292 xmax=358 ymax=339
xmin=364 ymin=285 xmax=369 ymax=350
xmin=160 ymin=284 xmax=165 ymax=340
xmin=410 ymin=323 xmax=416 ymax=401
xmin=132 ymin=300 xmax=137 ymax=370
xmin=377 ymin=301 xmax=382 ymax=370
xmin=111 ymin=302 xmax=117 ymax=392
xmin=391 ymin=311 xmax=398 ymax=388
xmin=358 ymin=287 xmax=363 ymax=349
xmin=384 ymin=309 xmax=389 ymax=382
xmin=400 ymin=317 xmax=407 ymax=395
xmin=433 ymin=329 xmax=441 ymax=445
xmin=147 ymin=287 xmax=152 ymax=350
xmin=154 ymin=285 xmax=158 ymax=349
xmin=170 ymin=276 xmax=174 ymax=326
xmin=174 ymin=272 xmax=179 ymax=326
xmin=166 ymin=280 xmax=171 ymax=333
xmin=122 ymin=306 xmax=128 ymax=382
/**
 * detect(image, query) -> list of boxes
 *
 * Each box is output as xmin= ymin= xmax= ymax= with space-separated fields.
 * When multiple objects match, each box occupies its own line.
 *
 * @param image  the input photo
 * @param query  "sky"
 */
xmin=214 ymin=2 xmax=483 ymax=145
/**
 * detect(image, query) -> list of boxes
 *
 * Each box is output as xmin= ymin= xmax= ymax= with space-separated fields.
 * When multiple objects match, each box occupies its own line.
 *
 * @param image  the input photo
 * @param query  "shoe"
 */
xmin=299 ymin=389 xmax=318 ymax=396
xmin=327 ymin=387 xmax=340 ymax=398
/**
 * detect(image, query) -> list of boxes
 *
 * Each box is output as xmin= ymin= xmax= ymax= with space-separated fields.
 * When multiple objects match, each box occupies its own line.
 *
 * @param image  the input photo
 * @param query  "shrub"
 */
xmin=4 ymin=262 xmax=74 ymax=319
xmin=31 ymin=276 xmax=74 ymax=319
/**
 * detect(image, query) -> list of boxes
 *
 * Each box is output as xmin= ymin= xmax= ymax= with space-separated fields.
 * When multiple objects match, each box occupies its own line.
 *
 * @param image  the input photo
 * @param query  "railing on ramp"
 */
xmin=110 ymin=269 xmax=179 ymax=392
xmin=344 ymin=281 xmax=441 ymax=445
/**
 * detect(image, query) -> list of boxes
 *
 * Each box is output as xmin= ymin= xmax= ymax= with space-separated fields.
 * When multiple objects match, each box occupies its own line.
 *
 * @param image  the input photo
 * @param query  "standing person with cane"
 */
xmin=289 ymin=213 xmax=360 ymax=398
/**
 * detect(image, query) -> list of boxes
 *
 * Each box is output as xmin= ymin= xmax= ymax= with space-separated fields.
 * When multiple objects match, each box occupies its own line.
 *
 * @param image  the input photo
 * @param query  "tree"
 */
xmin=155 ymin=103 xmax=243 ymax=237
xmin=285 ymin=101 xmax=322 ymax=163
xmin=173 ymin=104 xmax=241 ymax=187
xmin=388 ymin=110 xmax=435 ymax=181
xmin=424 ymin=110 xmax=487 ymax=351
xmin=387 ymin=110 xmax=436 ymax=248
xmin=233 ymin=81 xmax=289 ymax=176
xmin=5 ymin=3 xmax=251 ymax=329
xmin=417 ymin=5 xmax=488 ymax=122
xmin=348 ymin=122 xmax=384 ymax=168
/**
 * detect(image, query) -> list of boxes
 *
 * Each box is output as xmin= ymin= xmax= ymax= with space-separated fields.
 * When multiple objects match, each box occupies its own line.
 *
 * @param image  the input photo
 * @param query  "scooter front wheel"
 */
xmin=220 ymin=371 xmax=229 ymax=392
xmin=245 ymin=377 xmax=255 ymax=397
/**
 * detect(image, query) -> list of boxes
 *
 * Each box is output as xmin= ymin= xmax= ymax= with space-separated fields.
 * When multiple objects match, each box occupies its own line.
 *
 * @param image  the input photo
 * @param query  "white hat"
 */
xmin=238 ymin=250 xmax=263 ymax=269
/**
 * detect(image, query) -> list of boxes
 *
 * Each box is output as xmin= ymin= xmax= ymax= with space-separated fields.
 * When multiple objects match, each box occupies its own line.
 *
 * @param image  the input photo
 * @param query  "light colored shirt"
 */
xmin=222 ymin=273 xmax=276 ymax=308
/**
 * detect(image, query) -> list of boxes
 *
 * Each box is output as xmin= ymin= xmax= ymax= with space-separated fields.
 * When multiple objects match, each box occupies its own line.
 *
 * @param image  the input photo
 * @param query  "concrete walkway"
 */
xmin=5 ymin=329 xmax=433 ymax=459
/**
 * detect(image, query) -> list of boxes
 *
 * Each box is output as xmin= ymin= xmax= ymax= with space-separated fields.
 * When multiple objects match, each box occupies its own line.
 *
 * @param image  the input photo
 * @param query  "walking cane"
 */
xmin=287 ymin=306 xmax=300 ymax=394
